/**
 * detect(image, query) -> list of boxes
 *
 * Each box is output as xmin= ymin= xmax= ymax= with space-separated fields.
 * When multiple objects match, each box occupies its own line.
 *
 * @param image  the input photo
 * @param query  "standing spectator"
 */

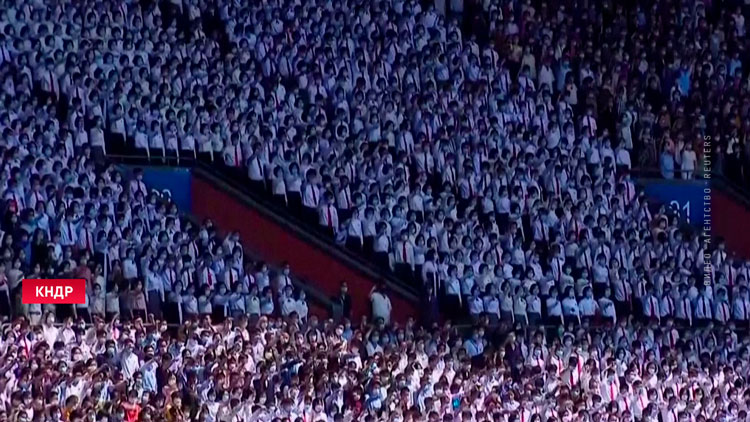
xmin=334 ymin=282 xmax=353 ymax=320
xmin=660 ymin=146 xmax=676 ymax=179
xmin=370 ymin=283 xmax=392 ymax=325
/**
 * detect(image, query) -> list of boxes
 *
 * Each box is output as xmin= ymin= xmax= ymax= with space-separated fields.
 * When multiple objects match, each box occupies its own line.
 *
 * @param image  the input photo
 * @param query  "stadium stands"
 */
xmin=1 ymin=0 xmax=750 ymax=421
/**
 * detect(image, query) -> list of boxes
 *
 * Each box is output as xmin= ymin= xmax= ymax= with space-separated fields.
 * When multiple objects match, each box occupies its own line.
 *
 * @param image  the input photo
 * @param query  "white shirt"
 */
xmin=694 ymin=295 xmax=713 ymax=319
xmin=616 ymin=148 xmax=632 ymax=169
xmin=546 ymin=297 xmax=563 ymax=316
xmin=121 ymin=352 xmax=141 ymax=380
xmin=370 ymin=291 xmax=392 ymax=324
xmin=303 ymin=184 xmax=321 ymax=208
xmin=337 ymin=187 xmax=353 ymax=210
xmin=642 ymin=295 xmax=661 ymax=319
xmin=247 ymin=156 xmax=266 ymax=181
xmin=597 ymin=295 xmax=616 ymax=318
xmin=60 ymin=220 xmax=78 ymax=246
xmin=89 ymin=127 xmax=105 ymax=147
xmin=733 ymin=297 xmax=750 ymax=321
xmin=122 ymin=259 xmax=138 ymax=280
xmin=319 ymin=204 xmax=339 ymax=231
xmin=394 ymin=241 xmax=414 ymax=266
xmin=561 ymin=297 xmax=580 ymax=316
xmin=579 ymin=297 xmax=598 ymax=316
xmin=224 ymin=144 xmax=244 ymax=167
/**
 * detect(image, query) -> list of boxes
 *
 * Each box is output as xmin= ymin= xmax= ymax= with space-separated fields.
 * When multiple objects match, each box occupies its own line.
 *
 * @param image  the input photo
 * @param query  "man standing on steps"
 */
xmin=370 ymin=283 xmax=392 ymax=325
xmin=333 ymin=282 xmax=352 ymax=321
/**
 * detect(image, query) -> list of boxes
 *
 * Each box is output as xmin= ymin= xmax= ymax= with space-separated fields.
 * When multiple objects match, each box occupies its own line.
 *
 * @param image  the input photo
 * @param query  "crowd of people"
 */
xmin=199 ymin=0 xmax=745 ymax=328
xmin=5 ymin=308 xmax=750 ymax=422
xmin=2 ymin=0 xmax=750 ymax=420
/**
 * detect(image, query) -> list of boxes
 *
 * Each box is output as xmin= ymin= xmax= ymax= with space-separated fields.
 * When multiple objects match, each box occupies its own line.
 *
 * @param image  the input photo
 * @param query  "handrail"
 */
xmin=107 ymin=154 xmax=421 ymax=305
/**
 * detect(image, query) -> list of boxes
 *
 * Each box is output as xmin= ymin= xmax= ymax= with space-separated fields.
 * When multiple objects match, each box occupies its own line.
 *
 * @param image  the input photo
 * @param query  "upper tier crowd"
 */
xmin=0 ymin=0 xmax=749 ymax=330
xmin=1 ymin=0 xmax=750 ymax=420
xmin=206 ymin=0 xmax=744 ymax=327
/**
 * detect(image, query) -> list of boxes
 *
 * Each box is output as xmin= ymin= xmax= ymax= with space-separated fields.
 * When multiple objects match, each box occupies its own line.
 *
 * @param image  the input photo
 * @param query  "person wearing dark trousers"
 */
xmin=443 ymin=266 xmax=463 ymax=322
xmin=332 ymin=282 xmax=352 ymax=321
xmin=362 ymin=207 xmax=376 ymax=256
xmin=345 ymin=208 xmax=364 ymax=252
xmin=318 ymin=192 xmax=338 ymax=239
xmin=301 ymin=170 xmax=321 ymax=225
xmin=373 ymin=223 xmax=391 ymax=271
xmin=39 ymin=57 xmax=60 ymax=108
xmin=108 ymin=103 xmax=127 ymax=156
xmin=286 ymin=162 xmax=303 ymax=215
xmin=89 ymin=116 xmax=107 ymax=163
xmin=336 ymin=176 xmax=353 ymax=222
xmin=394 ymin=229 xmax=414 ymax=284
xmin=247 ymin=144 xmax=267 ymax=194
xmin=134 ymin=120 xmax=151 ymax=158
xmin=145 ymin=261 xmax=164 ymax=321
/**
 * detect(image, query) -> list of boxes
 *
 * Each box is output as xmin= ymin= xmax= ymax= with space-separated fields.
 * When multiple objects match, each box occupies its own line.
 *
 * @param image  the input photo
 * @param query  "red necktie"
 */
xmin=402 ymin=243 xmax=407 ymax=262
xmin=327 ymin=206 xmax=333 ymax=228
xmin=85 ymin=230 xmax=90 ymax=250
xmin=235 ymin=145 xmax=240 ymax=167
xmin=610 ymin=383 xmax=616 ymax=401
xmin=68 ymin=223 xmax=73 ymax=241
xmin=207 ymin=270 xmax=213 ymax=286
xmin=312 ymin=187 xmax=317 ymax=205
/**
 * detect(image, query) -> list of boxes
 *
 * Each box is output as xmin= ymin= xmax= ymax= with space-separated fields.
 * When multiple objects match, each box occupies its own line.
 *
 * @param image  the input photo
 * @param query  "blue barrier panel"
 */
xmin=638 ymin=179 xmax=707 ymax=226
xmin=121 ymin=166 xmax=193 ymax=213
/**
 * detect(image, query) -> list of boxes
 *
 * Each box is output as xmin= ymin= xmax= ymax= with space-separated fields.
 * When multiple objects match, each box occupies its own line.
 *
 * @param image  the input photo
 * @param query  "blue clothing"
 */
xmin=677 ymin=69 xmax=691 ymax=95
xmin=660 ymin=152 xmax=675 ymax=179
xmin=141 ymin=362 xmax=158 ymax=392
xmin=463 ymin=338 xmax=485 ymax=357
xmin=730 ymin=59 xmax=742 ymax=77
